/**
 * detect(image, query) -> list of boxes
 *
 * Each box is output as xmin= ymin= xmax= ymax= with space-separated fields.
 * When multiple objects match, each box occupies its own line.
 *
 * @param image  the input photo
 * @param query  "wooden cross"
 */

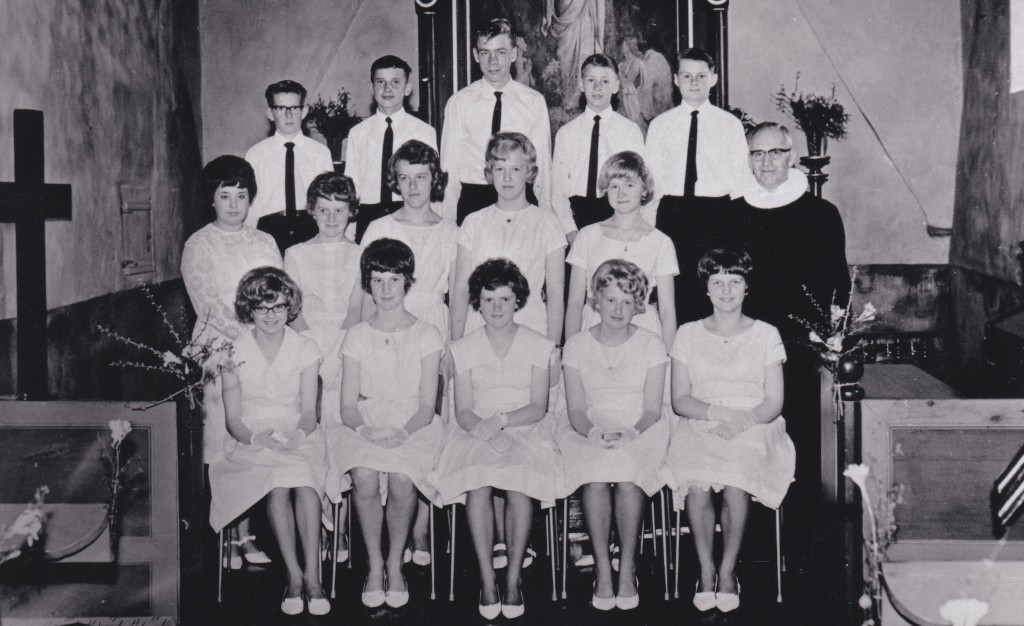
xmin=0 ymin=110 xmax=73 ymax=400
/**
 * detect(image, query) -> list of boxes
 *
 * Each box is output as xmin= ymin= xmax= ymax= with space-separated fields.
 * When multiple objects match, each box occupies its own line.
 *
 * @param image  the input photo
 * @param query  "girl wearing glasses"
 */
xmin=209 ymin=266 xmax=335 ymax=616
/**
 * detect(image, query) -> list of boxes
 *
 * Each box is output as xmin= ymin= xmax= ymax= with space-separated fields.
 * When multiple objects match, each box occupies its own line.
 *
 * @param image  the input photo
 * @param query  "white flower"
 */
xmin=7 ymin=508 xmax=44 ymax=545
xmin=856 ymin=303 xmax=877 ymax=323
xmin=939 ymin=598 xmax=988 ymax=626
xmin=858 ymin=594 xmax=872 ymax=610
xmin=109 ymin=419 xmax=132 ymax=447
xmin=826 ymin=335 xmax=844 ymax=352
xmin=831 ymin=304 xmax=846 ymax=321
xmin=809 ymin=331 xmax=825 ymax=345
xmin=162 ymin=350 xmax=182 ymax=366
xmin=844 ymin=463 xmax=870 ymax=495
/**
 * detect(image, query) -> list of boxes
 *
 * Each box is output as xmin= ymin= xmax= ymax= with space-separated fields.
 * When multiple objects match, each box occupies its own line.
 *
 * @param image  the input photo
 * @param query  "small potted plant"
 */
xmin=305 ymin=88 xmax=363 ymax=163
xmin=774 ymin=73 xmax=850 ymax=157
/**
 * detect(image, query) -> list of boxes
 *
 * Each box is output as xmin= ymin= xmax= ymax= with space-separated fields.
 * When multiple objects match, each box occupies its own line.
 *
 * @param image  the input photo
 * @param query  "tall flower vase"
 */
xmin=805 ymin=129 xmax=828 ymax=157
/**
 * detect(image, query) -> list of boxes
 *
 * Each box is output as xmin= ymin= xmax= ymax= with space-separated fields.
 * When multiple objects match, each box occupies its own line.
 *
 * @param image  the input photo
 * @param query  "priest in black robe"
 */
xmin=734 ymin=122 xmax=850 ymax=488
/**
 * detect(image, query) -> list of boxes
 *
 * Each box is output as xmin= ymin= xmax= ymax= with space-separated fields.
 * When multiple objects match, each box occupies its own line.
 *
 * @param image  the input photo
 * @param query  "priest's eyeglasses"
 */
xmin=253 ymin=303 xmax=288 ymax=315
xmin=749 ymin=148 xmax=791 ymax=161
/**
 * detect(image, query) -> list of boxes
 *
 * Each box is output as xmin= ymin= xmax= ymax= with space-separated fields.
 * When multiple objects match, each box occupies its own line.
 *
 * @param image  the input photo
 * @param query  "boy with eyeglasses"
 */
xmin=440 ymin=18 xmax=552 ymax=226
xmin=346 ymin=56 xmax=438 ymax=242
xmin=644 ymin=48 xmax=756 ymax=323
xmin=245 ymin=80 xmax=334 ymax=233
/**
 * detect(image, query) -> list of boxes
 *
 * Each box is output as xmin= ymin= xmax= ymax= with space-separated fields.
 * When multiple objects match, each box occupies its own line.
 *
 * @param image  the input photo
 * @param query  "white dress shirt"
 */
xmin=244 ymin=132 xmax=334 ymax=227
xmin=643 ymin=101 xmax=756 ymax=224
xmin=346 ymin=109 xmax=438 ymax=205
xmin=440 ymin=78 xmax=553 ymax=221
xmin=551 ymin=107 xmax=645 ymax=233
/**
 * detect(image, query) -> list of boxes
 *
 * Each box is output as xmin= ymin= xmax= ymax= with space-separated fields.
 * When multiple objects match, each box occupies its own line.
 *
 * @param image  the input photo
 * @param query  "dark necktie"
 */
xmin=380 ymin=117 xmax=394 ymax=204
xmin=284 ymin=141 xmax=296 ymax=216
xmin=586 ymin=115 xmax=601 ymax=199
xmin=684 ymin=110 xmax=699 ymax=198
xmin=491 ymin=92 xmax=503 ymax=136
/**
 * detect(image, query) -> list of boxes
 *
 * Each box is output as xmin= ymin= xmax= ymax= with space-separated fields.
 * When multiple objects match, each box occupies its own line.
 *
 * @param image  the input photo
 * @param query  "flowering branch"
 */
xmin=0 ymin=486 xmax=50 ymax=565
xmin=844 ymin=464 xmax=902 ymax=626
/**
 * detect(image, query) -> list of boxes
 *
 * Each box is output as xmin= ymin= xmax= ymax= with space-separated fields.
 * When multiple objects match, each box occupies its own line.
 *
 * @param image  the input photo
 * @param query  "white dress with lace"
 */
xmin=661 ymin=320 xmax=795 ymax=510
xmin=284 ymin=239 xmax=362 ymax=423
xmin=180 ymin=223 xmax=282 ymax=462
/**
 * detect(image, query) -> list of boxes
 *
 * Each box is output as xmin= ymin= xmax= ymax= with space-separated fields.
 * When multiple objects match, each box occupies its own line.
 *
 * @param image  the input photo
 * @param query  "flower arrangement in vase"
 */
xmin=305 ymin=88 xmax=363 ymax=163
xmin=774 ymin=73 xmax=850 ymax=157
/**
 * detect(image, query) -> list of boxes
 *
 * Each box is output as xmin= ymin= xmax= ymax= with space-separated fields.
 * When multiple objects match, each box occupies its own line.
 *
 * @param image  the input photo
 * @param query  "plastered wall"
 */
xmin=0 ymin=0 xmax=202 ymax=320
xmin=730 ymin=0 xmax=961 ymax=266
xmin=200 ymin=0 xmax=420 ymax=162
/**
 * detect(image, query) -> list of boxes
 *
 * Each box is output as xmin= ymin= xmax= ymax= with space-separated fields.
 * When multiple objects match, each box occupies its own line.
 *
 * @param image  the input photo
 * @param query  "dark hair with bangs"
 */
xmin=203 ymin=155 xmax=257 ymax=207
xmin=696 ymin=248 xmax=754 ymax=283
xmin=468 ymin=258 xmax=530 ymax=312
xmin=234 ymin=266 xmax=302 ymax=323
xmin=360 ymin=238 xmax=416 ymax=294
xmin=306 ymin=172 xmax=359 ymax=217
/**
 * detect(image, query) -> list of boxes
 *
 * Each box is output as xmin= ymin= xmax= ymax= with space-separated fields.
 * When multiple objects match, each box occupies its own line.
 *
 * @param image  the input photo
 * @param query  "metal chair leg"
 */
xmin=347 ymin=493 xmax=353 ymax=570
xmin=217 ymin=528 xmax=224 ymax=603
xmin=775 ymin=506 xmax=783 ymax=603
xmin=674 ymin=508 xmax=682 ymax=598
xmin=331 ymin=500 xmax=340 ymax=598
xmin=561 ymin=498 xmax=568 ymax=600
xmin=660 ymin=490 xmax=670 ymax=601
xmin=548 ymin=508 xmax=558 ymax=601
xmin=449 ymin=504 xmax=457 ymax=602
xmin=430 ymin=503 xmax=436 ymax=600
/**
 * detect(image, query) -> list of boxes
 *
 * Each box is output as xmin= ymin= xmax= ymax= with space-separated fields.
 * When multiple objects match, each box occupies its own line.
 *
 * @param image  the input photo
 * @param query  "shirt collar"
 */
xmin=479 ymin=77 xmax=515 ymax=95
xmin=584 ymin=105 xmax=612 ymax=119
xmin=273 ymin=130 xmax=303 ymax=144
xmin=374 ymin=108 xmax=407 ymax=123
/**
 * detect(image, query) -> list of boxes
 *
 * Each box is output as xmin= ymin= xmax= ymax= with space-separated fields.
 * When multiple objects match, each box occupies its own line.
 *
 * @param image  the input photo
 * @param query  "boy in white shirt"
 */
xmin=245 ymin=80 xmax=334 ymax=231
xmin=440 ymin=18 xmax=552 ymax=225
xmin=346 ymin=55 xmax=438 ymax=242
xmin=551 ymin=53 xmax=645 ymax=243
xmin=644 ymin=48 xmax=756 ymax=322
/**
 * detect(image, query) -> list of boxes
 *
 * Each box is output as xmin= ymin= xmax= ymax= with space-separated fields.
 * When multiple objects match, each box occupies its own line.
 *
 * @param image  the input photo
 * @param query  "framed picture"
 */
xmin=415 ymin=0 xmax=731 ymax=136
xmin=0 ymin=401 xmax=180 ymax=624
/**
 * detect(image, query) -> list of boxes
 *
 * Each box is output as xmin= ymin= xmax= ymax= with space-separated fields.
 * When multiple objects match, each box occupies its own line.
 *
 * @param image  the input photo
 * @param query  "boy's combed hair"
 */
xmin=371 ymin=55 xmax=412 ymax=80
xmin=387 ymin=139 xmax=448 ymax=202
xmin=697 ymin=248 xmax=754 ymax=283
xmin=474 ymin=17 xmax=516 ymax=47
xmin=597 ymin=151 xmax=655 ymax=205
xmin=484 ymin=132 xmax=538 ymax=184
xmin=590 ymin=259 xmax=649 ymax=314
xmin=746 ymin=121 xmax=793 ymax=148
xmin=360 ymin=238 xmax=416 ymax=294
xmin=468 ymin=258 xmax=530 ymax=312
xmin=265 ymin=79 xmax=308 ymax=106
xmin=235 ymin=266 xmax=303 ymax=323
xmin=678 ymin=48 xmax=716 ymax=73
xmin=306 ymin=172 xmax=360 ymax=217
xmin=581 ymin=53 xmax=619 ymax=76
xmin=203 ymin=155 xmax=257 ymax=206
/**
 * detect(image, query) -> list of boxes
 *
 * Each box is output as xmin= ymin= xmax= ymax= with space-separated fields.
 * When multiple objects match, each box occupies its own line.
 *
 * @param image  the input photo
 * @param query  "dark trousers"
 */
xmin=569 ymin=195 xmax=613 ymax=230
xmin=654 ymin=194 xmax=733 ymax=324
xmin=456 ymin=182 xmax=539 ymax=225
xmin=354 ymin=200 xmax=402 ymax=243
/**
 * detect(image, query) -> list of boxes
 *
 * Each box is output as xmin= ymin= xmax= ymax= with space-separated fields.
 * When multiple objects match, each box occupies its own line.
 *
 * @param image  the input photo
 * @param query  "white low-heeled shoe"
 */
xmin=591 ymin=583 xmax=616 ymax=611
xmin=615 ymin=577 xmax=639 ymax=611
xmin=715 ymin=577 xmax=741 ymax=613
xmin=693 ymin=576 xmax=717 ymax=612
xmin=411 ymin=549 xmax=431 ymax=566
xmin=361 ymin=576 xmax=387 ymax=608
xmin=479 ymin=587 xmax=501 ymax=620
xmin=307 ymin=593 xmax=330 ymax=616
xmin=280 ymin=589 xmax=304 ymax=616
xmin=501 ymin=590 xmax=525 ymax=619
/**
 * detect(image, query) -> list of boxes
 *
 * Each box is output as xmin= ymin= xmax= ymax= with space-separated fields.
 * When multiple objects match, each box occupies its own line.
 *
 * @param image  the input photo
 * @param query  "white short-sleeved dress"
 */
xmin=283 ymin=240 xmax=362 ymax=423
xmin=458 ymin=205 xmax=566 ymax=337
xmin=180 ymin=223 xmax=283 ymax=462
xmin=362 ymin=215 xmax=459 ymax=339
xmin=557 ymin=327 xmax=670 ymax=496
xmin=430 ymin=327 xmax=561 ymax=507
xmin=208 ymin=328 xmax=334 ymax=532
xmin=327 ymin=319 xmax=445 ymax=503
xmin=567 ymin=224 xmax=679 ymax=337
xmin=662 ymin=320 xmax=795 ymax=510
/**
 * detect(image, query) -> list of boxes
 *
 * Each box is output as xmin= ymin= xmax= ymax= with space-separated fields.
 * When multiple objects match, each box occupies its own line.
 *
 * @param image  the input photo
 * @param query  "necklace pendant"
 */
xmin=506 ymin=218 xmax=512 ymax=224
xmin=384 ymin=337 xmax=391 ymax=345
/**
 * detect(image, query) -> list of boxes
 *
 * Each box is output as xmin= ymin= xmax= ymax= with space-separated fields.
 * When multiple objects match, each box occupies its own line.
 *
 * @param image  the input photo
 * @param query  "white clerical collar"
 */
xmin=743 ymin=169 xmax=808 ymax=209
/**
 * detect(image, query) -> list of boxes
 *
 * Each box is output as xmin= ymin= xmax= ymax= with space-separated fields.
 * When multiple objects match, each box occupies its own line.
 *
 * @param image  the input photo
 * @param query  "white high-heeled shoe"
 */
xmin=479 ymin=586 xmax=501 ymax=620
xmin=715 ymin=576 xmax=741 ymax=613
xmin=693 ymin=575 xmax=717 ymax=612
